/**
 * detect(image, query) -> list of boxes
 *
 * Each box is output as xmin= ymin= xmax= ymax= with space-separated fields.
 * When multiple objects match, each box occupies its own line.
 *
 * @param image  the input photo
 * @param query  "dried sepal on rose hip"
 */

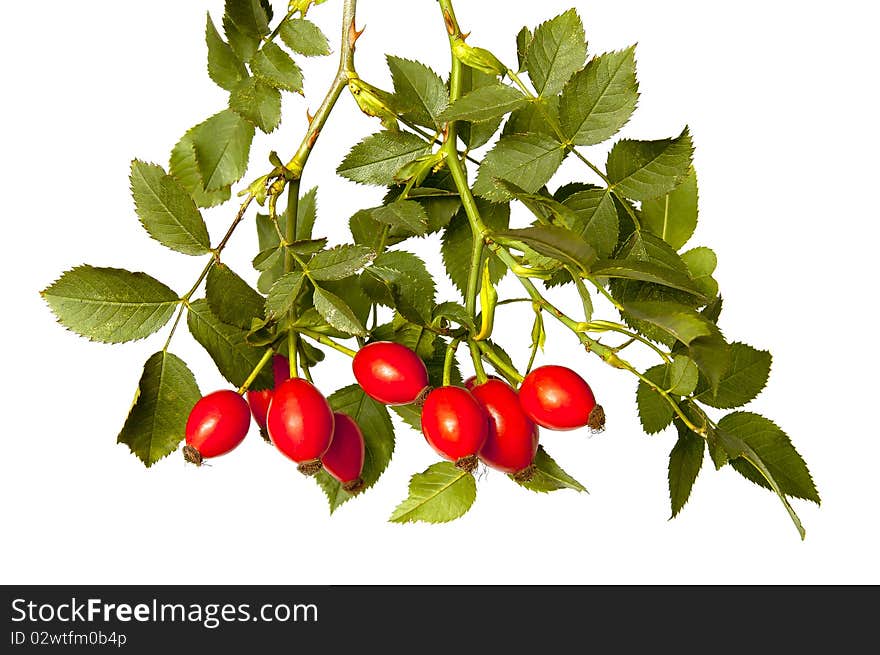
xmin=420 ymin=386 xmax=489 ymax=473
xmin=183 ymin=390 xmax=251 ymax=466
xmin=517 ymin=365 xmax=605 ymax=433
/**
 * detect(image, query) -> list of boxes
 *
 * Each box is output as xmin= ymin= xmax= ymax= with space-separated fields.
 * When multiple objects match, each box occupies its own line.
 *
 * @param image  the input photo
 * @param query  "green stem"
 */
xmin=237 ymin=347 xmax=275 ymax=394
xmin=576 ymin=320 xmax=672 ymax=363
xmin=469 ymin=341 xmax=488 ymax=384
xmin=588 ymin=277 xmax=625 ymax=311
xmin=284 ymin=181 xmax=301 ymax=378
xmin=475 ymin=341 xmax=523 ymax=385
xmin=265 ymin=9 xmax=297 ymax=45
xmin=443 ymin=337 xmax=462 ymax=387
xmin=298 ymin=330 xmax=358 ymax=358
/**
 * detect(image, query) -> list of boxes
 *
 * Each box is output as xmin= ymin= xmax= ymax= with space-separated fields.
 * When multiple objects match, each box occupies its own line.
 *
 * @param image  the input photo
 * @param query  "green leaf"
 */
xmin=560 ymin=188 xmax=619 ymax=258
xmin=308 ymin=244 xmax=376 ymax=281
xmin=503 ymin=97 xmax=561 ymax=139
xmin=458 ymin=65 xmax=507 ymax=149
xmin=474 ymin=133 xmax=566 ymax=202
xmin=192 ymin=109 xmax=255 ymax=191
xmin=516 ymin=26 xmax=532 ymax=72
xmin=129 ymin=160 xmax=211 ymax=256
xmin=225 ymin=0 xmax=269 ymax=37
xmin=229 ymin=77 xmax=282 ymax=133
xmin=223 ymin=12 xmax=260 ymax=62
xmin=668 ymin=355 xmax=699 ymax=396
xmin=187 ymin=299 xmax=273 ymax=390
xmin=442 ymin=201 xmax=509 ymax=297
xmin=621 ymin=300 xmax=719 ymax=345
xmin=433 ymin=302 xmax=476 ymax=332
xmin=688 ymin=334 xmax=731 ymax=394
xmin=560 ymin=47 xmax=639 ymax=146
xmin=694 ymin=342 xmax=771 ymax=409
xmin=668 ymin=423 xmax=705 ymax=518
xmin=439 ymin=83 xmax=526 ymax=123
xmin=607 ymin=128 xmax=694 ymax=201
xmin=641 ymin=167 xmax=699 ymax=250
xmin=41 ymin=266 xmax=178 ymax=344
xmin=264 ymin=271 xmax=304 ymax=319
xmin=389 ymin=462 xmax=477 ymax=524
xmin=719 ymin=412 xmax=820 ymax=505
xmin=681 ymin=246 xmax=718 ymax=299
xmin=293 ymin=186 xmax=318 ymax=240
xmin=169 ymin=130 xmax=231 ymax=209
xmin=117 ymin=352 xmax=201 ymax=467
xmin=206 ymin=263 xmax=265 ymax=330
xmin=636 ymin=365 xmax=674 ymax=434
xmin=250 ymin=42 xmax=303 ymax=93
xmin=525 ymin=9 xmax=587 ymax=97
xmin=498 ymin=225 xmax=597 ymax=273
xmin=206 ymin=14 xmax=248 ymax=91
xmin=315 ymin=385 xmax=395 ymax=513
xmin=515 ymin=446 xmax=587 ymax=493
xmin=280 ymin=18 xmax=330 ymax=57
xmin=313 ymin=286 xmax=368 ymax=337
xmin=362 ymin=250 xmax=435 ymax=324
xmin=337 ymin=131 xmax=431 ymax=186
xmin=592 ymin=260 xmax=706 ymax=298
xmin=371 ymin=200 xmax=429 ymax=236
xmin=387 ymin=56 xmax=448 ymax=129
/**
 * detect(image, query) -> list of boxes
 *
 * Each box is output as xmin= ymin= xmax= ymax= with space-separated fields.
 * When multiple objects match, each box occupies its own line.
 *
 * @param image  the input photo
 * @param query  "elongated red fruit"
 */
xmin=518 ymin=365 xmax=604 ymax=431
xmin=352 ymin=341 xmax=429 ymax=405
xmin=183 ymin=390 xmax=251 ymax=465
xmin=321 ymin=413 xmax=366 ymax=494
xmin=246 ymin=355 xmax=290 ymax=441
xmin=266 ymin=378 xmax=335 ymax=475
xmin=470 ymin=378 xmax=539 ymax=477
xmin=420 ymin=386 xmax=488 ymax=471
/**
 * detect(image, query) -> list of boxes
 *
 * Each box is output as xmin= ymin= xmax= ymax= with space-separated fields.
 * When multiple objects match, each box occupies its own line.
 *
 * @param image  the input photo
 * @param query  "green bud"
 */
xmin=348 ymin=77 xmax=399 ymax=129
xmin=452 ymin=37 xmax=507 ymax=76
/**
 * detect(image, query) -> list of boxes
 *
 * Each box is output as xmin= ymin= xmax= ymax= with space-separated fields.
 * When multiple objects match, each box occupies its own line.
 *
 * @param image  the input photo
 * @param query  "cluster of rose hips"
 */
xmin=182 ymin=341 xmax=603 ymax=488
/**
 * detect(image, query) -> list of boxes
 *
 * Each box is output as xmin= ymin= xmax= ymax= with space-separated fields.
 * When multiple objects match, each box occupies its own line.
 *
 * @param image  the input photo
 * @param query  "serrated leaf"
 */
xmin=667 ymin=355 xmax=699 ymax=396
xmin=387 ymin=56 xmax=448 ymax=128
xmin=308 ymin=244 xmax=376 ymax=281
xmin=250 ymin=42 xmax=303 ymax=93
xmin=592 ymin=259 xmax=706 ymax=298
xmin=515 ymin=446 xmax=587 ymax=493
xmin=719 ymin=412 xmax=819 ymax=505
xmin=361 ymin=250 xmax=435 ymax=324
xmin=313 ymin=286 xmax=367 ymax=336
xmin=622 ymin=300 xmax=719 ymax=346
xmin=498 ymin=225 xmax=597 ymax=273
xmin=206 ymin=263 xmax=265 ymax=329
xmin=264 ymin=271 xmax=304 ymax=319
xmin=516 ymin=26 xmax=532 ymax=72
xmin=315 ymin=385 xmax=395 ymax=513
xmin=192 ymin=109 xmax=255 ymax=191
xmin=694 ymin=342 xmax=771 ymax=409
xmin=371 ymin=200 xmax=429 ymax=236
xmin=525 ymin=9 xmax=587 ymax=97
xmin=293 ymin=186 xmax=318 ymax=240
xmin=636 ymin=365 xmax=674 ymax=434
xmin=503 ymin=96 xmax=561 ymax=140
xmin=442 ymin=201 xmax=509 ymax=297
xmin=668 ymin=423 xmax=705 ymax=517
xmin=337 ymin=131 xmax=431 ymax=186
xmin=169 ymin=130 xmax=231 ymax=209
xmin=681 ymin=246 xmax=718 ymax=299
xmin=439 ymin=83 xmax=526 ymax=123
xmin=389 ymin=461 xmax=476 ymax=524
xmin=280 ymin=18 xmax=330 ymax=57
xmin=458 ymin=65 xmax=507 ymax=149
xmin=129 ymin=160 xmax=210 ymax=256
xmin=474 ymin=133 xmax=566 ymax=202
xmin=607 ymin=128 xmax=694 ymax=201
xmin=117 ymin=351 xmax=201 ymax=467
xmin=229 ymin=77 xmax=282 ymax=133
xmin=206 ymin=13 xmax=248 ymax=91
xmin=433 ymin=302 xmax=476 ymax=332
xmin=641 ymin=167 xmax=699 ymax=250
xmin=560 ymin=47 xmax=638 ymax=146
xmin=225 ymin=0 xmax=269 ymax=37
xmin=187 ymin=299 xmax=273 ymax=390
xmin=560 ymin=188 xmax=619 ymax=258
xmin=688 ymin=334 xmax=731 ymax=394
xmin=41 ymin=266 xmax=178 ymax=344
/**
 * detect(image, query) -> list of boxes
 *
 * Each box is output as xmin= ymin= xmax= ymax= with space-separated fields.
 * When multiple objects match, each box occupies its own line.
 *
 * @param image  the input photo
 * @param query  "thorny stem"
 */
xmin=576 ymin=320 xmax=672 ymax=363
xmin=237 ymin=348 xmax=275 ymax=394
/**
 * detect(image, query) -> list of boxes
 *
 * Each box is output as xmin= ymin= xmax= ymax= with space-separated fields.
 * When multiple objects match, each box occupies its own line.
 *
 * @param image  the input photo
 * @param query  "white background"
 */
xmin=2 ymin=0 xmax=878 ymax=584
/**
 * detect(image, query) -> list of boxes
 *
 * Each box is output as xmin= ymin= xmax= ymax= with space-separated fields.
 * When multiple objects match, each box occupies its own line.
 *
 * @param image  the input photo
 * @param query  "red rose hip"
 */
xmin=266 ymin=378 xmax=335 ymax=475
xmin=321 ymin=413 xmax=366 ymax=494
xmin=518 ymin=365 xmax=604 ymax=431
xmin=470 ymin=378 xmax=539 ymax=477
xmin=420 ymin=386 xmax=489 ymax=471
xmin=352 ymin=341 xmax=429 ymax=405
xmin=183 ymin=390 xmax=251 ymax=465
xmin=246 ymin=355 xmax=290 ymax=441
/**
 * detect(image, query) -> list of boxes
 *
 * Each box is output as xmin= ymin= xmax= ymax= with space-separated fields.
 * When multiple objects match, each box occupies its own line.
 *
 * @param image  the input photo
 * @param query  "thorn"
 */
xmin=444 ymin=11 xmax=456 ymax=36
xmin=461 ymin=31 xmax=471 ymax=41
xmin=308 ymin=130 xmax=320 ymax=150
xmin=306 ymin=109 xmax=315 ymax=126
xmin=349 ymin=20 xmax=365 ymax=47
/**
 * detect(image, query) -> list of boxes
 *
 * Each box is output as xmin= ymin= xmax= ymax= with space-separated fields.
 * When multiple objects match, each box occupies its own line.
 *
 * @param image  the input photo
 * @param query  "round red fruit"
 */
xmin=518 ymin=365 xmax=604 ymax=431
xmin=246 ymin=355 xmax=290 ymax=441
xmin=471 ymin=378 xmax=539 ymax=476
xmin=183 ymin=390 xmax=251 ymax=465
xmin=352 ymin=341 xmax=429 ymax=405
xmin=420 ymin=386 xmax=488 ymax=471
xmin=266 ymin=378 xmax=334 ymax=475
xmin=321 ymin=413 xmax=366 ymax=494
